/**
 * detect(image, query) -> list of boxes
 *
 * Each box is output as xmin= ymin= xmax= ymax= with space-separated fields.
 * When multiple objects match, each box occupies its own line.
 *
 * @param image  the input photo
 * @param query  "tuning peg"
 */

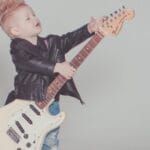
xmin=122 ymin=5 xmax=125 ymax=9
xmin=103 ymin=16 xmax=109 ymax=21
xmin=119 ymin=9 xmax=121 ymax=12
xmin=114 ymin=11 xmax=118 ymax=14
xmin=110 ymin=13 xmax=113 ymax=17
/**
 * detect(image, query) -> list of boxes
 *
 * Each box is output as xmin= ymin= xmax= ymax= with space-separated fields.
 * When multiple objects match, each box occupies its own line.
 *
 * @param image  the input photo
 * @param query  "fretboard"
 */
xmin=36 ymin=32 xmax=104 ymax=109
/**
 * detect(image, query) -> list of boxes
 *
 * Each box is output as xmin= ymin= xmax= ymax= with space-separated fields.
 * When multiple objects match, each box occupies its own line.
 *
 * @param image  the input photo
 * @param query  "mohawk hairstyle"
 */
xmin=0 ymin=0 xmax=26 ymax=25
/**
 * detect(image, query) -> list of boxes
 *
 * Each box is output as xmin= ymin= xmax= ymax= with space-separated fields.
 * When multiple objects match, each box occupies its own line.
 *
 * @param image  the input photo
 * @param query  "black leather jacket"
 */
xmin=5 ymin=24 xmax=93 ymax=105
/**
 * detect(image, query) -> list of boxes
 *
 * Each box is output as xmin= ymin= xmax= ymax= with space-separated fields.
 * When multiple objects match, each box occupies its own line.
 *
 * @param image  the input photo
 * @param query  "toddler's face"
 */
xmin=11 ymin=5 xmax=42 ymax=38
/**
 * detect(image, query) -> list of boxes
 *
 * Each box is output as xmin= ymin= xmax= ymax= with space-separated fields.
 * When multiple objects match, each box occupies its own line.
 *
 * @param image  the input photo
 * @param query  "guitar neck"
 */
xmin=36 ymin=32 xmax=104 ymax=109
xmin=70 ymin=32 xmax=104 ymax=69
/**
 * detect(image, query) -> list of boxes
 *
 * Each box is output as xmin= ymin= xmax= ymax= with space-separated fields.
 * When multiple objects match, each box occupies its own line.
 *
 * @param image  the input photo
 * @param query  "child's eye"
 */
xmin=32 ymin=13 xmax=36 ymax=17
xmin=26 ymin=17 xmax=30 ymax=21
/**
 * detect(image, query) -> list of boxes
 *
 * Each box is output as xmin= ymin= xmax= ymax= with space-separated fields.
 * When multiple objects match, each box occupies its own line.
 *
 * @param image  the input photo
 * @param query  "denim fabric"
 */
xmin=48 ymin=101 xmax=60 ymax=116
xmin=42 ymin=101 xmax=60 ymax=150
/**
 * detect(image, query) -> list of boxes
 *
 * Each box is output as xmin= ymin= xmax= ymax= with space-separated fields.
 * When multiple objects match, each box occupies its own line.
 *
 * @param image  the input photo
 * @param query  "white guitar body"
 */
xmin=0 ymin=99 xmax=65 ymax=150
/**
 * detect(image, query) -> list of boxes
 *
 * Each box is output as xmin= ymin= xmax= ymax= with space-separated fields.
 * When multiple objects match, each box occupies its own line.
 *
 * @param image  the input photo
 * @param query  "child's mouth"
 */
xmin=35 ymin=22 xmax=40 ymax=27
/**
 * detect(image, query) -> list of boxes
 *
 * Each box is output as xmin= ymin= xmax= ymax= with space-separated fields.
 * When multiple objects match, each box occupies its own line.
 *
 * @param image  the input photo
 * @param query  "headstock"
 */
xmin=98 ymin=6 xmax=135 ymax=36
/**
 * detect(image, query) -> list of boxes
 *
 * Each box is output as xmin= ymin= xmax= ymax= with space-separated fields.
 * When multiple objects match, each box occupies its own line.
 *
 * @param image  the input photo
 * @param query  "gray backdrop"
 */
xmin=0 ymin=0 xmax=149 ymax=150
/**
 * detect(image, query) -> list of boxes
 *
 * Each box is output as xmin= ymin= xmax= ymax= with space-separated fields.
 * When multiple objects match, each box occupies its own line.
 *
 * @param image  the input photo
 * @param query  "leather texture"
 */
xmin=5 ymin=24 xmax=94 ymax=105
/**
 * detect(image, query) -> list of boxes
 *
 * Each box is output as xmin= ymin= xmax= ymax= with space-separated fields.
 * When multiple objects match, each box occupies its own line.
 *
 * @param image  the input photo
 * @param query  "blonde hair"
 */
xmin=0 ymin=0 xmax=27 ymax=37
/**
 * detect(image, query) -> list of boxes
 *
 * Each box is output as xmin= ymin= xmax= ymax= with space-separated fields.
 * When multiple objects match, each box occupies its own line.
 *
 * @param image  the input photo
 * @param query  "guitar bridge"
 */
xmin=7 ymin=127 xmax=20 ymax=144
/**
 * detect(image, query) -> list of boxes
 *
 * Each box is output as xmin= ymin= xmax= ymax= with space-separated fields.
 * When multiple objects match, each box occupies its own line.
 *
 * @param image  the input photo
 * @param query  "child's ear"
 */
xmin=10 ymin=27 xmax=20 ymax=36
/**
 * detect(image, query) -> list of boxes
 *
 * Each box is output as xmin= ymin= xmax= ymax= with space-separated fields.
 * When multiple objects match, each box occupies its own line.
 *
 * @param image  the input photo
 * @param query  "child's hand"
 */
xmin=87 ymin=16 xmax=108 ymax=36
xmin=54 ymin=62 xmax=76 ymax=79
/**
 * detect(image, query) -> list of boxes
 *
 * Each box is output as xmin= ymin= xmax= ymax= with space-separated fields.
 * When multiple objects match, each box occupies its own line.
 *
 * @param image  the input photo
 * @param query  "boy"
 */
xmin=0 ymin=0 xmax=103 ymax=149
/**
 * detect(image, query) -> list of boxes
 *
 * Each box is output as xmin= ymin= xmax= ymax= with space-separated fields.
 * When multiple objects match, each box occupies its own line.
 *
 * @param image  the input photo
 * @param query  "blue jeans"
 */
xmin=42 ymin=101 xmax=60 ymax=150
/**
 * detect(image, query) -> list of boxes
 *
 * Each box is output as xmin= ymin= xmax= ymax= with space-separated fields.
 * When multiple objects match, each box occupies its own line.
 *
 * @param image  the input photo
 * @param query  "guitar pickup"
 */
xmin=7 ymin=127 xmax=21 ymax=144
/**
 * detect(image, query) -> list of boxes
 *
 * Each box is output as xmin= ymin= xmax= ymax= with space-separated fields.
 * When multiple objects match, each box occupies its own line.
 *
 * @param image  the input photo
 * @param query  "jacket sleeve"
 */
xmin=55 ymin=24 xmax=94 ymax=53
xmin=11 ymin=48 xmax=55 ymax=76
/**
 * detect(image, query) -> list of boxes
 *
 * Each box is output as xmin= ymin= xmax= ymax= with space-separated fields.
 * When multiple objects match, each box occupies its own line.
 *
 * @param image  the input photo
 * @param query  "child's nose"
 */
xmin=33 ymin=18 xmax=38 ymax=25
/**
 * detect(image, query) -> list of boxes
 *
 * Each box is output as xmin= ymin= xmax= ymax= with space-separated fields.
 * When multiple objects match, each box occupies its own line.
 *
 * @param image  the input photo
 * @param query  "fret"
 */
xmin=41 ymin=100 xmax=47 ymax=106
xmin=85 ymin=44 xmax=92 ymax=52
xmin=46 ymin=93 xmax=53 ymax=99
xmin=76 ymin=54 xmax=84 ymax=62
xmin=44 ymin=99 xmax=50 ymax=105
xmin=56 ymin=77 xmax=66 ymax=87
xmin=46 ymin=96 xmax=52 ymax=101
xmin=47 ymin=87 xmax=55 ymax=95
xmin=45 ymin=96 xmax=53 ymax=102
xmin=51 ymin=82 xmax=59 ymax=91
xmin=46 ymin=91 xmax=54 ymax=98
xmin=88 ymin=40 xmax=97 ymax=48
xmin=46 ymin=77 xmax=65 ymax=101
xmin=45 ymin=94 xmax=53 ymax=102
xmin=80 ymin=49 xmax=88 ymax=58
xmin=82 ymin=48 xmax=89 ymax=57
xmin=71 ymin=57 xmax=80 ymax=68
xmin=54 ymin=79 xmax=62 ymax=89
xmin=74 ymin=56 xmax=81 ymax=63
xmin=46 ymin=90 xmax=55 ymax=99
xmin=51 ymin=84 xmax=60 ymax=93
xmin=93 ymin=34 xmax=101 ymax=43
xmin=84 ymin=45 xmax=92 ymax=54
xmin=97 ymin=31 xmax=104 ymax=38
xmin=91 ymin=37 xmax=99 ymax=46
xmin=47 ymin=85 xmax=55 ymax=93
xmin=58 ymin=75 xmax=66 ymax=83
xmin=48 ymin=82 xmax=60 ymax=94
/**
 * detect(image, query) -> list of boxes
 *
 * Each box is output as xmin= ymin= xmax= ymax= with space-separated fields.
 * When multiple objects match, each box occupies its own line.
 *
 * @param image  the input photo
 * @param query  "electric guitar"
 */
xmin=0 ymin=6 xmax=134 ymax=150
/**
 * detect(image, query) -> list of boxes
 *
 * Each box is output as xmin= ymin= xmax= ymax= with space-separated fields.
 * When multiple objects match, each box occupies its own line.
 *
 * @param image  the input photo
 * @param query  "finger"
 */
xmin=67 ymin=71 xmax=73 ymax=77
xmin=63 ymin=74 xmax=70 ymax=80
xmin=71 ymin=66 xmax=76 ymax=72
xmin=66 ymin=75 xmax=71 ymax=80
